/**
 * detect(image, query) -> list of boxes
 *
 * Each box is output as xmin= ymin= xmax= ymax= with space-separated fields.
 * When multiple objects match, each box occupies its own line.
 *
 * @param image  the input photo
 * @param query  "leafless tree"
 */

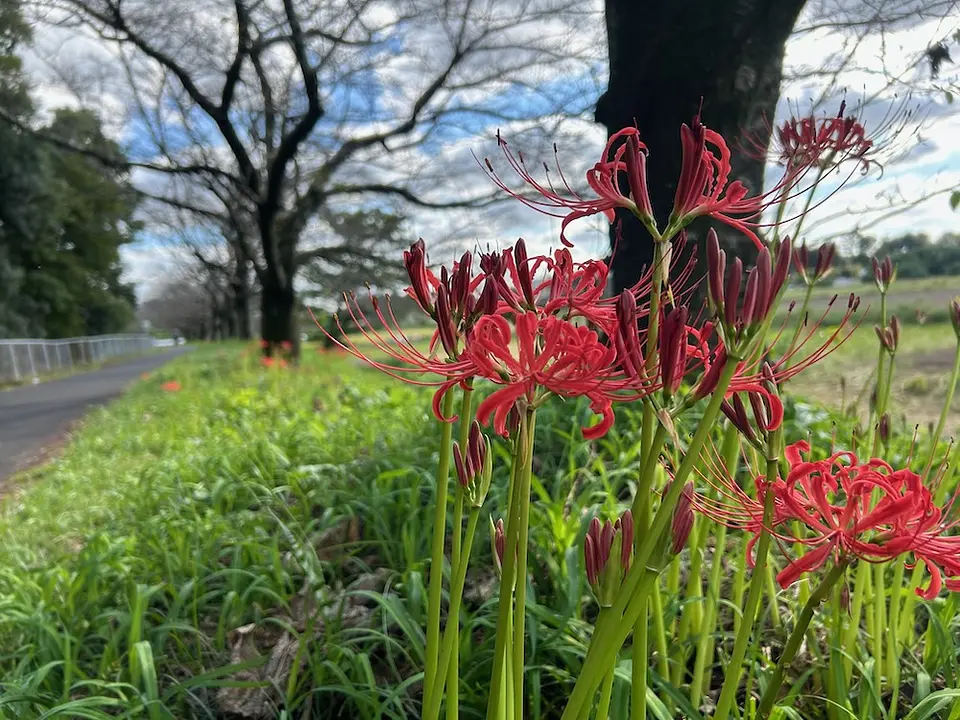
xmin=23 ymin=0 xmax=600 ymax=355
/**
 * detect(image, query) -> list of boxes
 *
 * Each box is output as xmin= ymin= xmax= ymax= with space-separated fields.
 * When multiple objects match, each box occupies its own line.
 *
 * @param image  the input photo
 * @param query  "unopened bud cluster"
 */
xmin=453 ymin=421 xmax=493 ymax=508
xmin=872 ymin=256 xmax=896 ymax=293
xmin=874 ymin=316 xmax=901 ymax=355
xmin=584 ymin=511 xmax=634 ymax=607
xmin=792 ymin=242 xmax=836 ymax=286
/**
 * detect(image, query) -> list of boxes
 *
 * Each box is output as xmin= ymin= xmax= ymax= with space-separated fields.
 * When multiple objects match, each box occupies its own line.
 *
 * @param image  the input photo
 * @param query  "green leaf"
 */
xmin=950 ymin=190 xmax=960 ymax=210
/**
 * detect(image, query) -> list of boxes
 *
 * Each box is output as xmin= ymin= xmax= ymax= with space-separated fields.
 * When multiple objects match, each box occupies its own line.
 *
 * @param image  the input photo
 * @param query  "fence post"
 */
xmin=9 ymin=344 xmax=19 ymax=383
xmin=42 ymin=342 xmax=50 ymax=372
xmin=28 ymin=344 xmax=36 ymax=380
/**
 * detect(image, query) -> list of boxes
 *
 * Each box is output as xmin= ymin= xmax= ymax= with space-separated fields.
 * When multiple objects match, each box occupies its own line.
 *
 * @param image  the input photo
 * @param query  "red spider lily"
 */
xmin=281 ymin=340 xmax=293 ymax=352
xmin=774 ymin=106 xmax=873 ymax=171
xmin=261 ymin=356 xmax=288 ymax=369
xmin=161 ymin=380 xmax=181 ymax=392
xmin=483 ymin=128 xmax=654 ymax=247
xmin=465 ymin=312 xmax=628 ymax=439
xmin=670 ymin=115 xmax=813 ymax=249
xmin=872 ymin=256 xmax=897 ymax=293
xmin=694 ymin=440 xmax=960 ymax=599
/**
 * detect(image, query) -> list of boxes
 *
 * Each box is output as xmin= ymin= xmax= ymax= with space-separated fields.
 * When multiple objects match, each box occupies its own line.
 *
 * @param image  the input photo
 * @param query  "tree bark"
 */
xmin=597 ymin=0 xmax=808 ymax=296
xmin=231 ymin=254 xmax=252 ymax=340
xmin=260 ymin=275 xmax=297 ymax=356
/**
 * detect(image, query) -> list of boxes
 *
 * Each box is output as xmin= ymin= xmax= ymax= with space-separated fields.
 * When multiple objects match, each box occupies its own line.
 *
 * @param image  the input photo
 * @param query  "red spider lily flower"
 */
xmin=671 ymin=115 xmax=812 ymax=249
xmin=261 ymin=356 xmax=288 ymax=369
xmin=465 ymin=312 xmax=627 ymax=439
xmin=774 ymin=105 xmax=873 ymax=171
xmin=259 ymin=339 xmax=269 ymax=350
xmin=281 ymin=340 xmax=293 ymax=352
xmin=483 ymin=128 xmax=655 ymax=247
xmin=161 ymin=380 xmax=181 ymax=392
xmin=694 ymin=440 xmax=960 ymax=599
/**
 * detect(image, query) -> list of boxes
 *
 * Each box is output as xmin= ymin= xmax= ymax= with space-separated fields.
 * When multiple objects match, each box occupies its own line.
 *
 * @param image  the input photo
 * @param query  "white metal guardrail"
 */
xmin=0 ymin=334 xmax=154 ymax=384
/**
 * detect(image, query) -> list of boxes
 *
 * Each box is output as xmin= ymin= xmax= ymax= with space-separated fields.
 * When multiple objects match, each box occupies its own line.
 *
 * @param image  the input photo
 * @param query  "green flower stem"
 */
xmin=651 ymin=583 xmax=669 ymax=679
xmin=561 ymin=361 xmax=740 ymax=720
xmin=632 ymin=414 xmax=667 ymax=720
xmin=448 ymin=382 xmax=474 ymax=720
xmin=887 ymin=557 xmax=905 ymax=717
xmin=764 ymin=557 xmax=782 ymax=629
xmin=486 ymin=430 xmax=527 ymax=719
xmin=756 ymin=563 xmax=848 ymax=719
xmin=843 ymin=561 xmax=870 ymax=684
xmin=596 ymin=663 xmax=616 ymax=720
xmin=873 ymin=561 xmax=885 ymax=708
xmin=424 ymin=509 xmax=481 ymax=720
xmin=927 ymin=339 xmax=960 ymax=488
xmin=504 ymin=610 xmax=514 ymax=720
xmin=713 ymin=463 xmax=778 ymax=720
xmin=425 ymin=390 xmax=458 ymax=700
xmin=731 ymin=550 xmax=747 ymax=634
xmin=692 ymin=423 xmax=740 ymax=701
xmin=512 ymin=409 xmax=537 ymax=717
xmin=673 ymin=515 xmax=706 ymax=686
xmin=898 ymin=563 xmax=925 ymax=647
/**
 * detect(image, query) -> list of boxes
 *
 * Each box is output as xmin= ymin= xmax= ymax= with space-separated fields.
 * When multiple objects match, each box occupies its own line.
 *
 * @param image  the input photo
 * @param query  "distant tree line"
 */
xmin=851 ymin=233 xmax=960 ymax=279
xmin=0 ymin=3 xmax=138 ymax=339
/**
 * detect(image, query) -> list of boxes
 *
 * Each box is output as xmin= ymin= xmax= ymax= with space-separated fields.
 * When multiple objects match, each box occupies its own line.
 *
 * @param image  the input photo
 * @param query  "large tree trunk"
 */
xmin=260 ymin=275 xmax=298 ymax=356
xmin=597 ymin=0 xmax=807 ymax=297
xmin=231 ymin=251 xmax=252 ymax=340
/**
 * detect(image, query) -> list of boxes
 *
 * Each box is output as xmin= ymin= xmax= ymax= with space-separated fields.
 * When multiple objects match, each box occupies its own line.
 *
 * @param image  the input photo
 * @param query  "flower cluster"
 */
xmin=696 ymin=440 xmax=960 ymax=598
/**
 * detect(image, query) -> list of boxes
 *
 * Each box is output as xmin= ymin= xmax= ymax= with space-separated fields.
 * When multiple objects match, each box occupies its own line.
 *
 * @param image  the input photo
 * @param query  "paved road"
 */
xmin=0 ymin=348 xmax=189 ymax=481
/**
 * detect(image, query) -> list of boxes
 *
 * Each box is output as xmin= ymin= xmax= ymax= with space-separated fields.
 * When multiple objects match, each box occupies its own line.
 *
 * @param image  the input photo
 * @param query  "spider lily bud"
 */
xmin=792 ymin=243 xmax=810 ymax=283
xmin=875 ymin=316 xmax=900 ymax=354
xmin=879 ymin=413 xmax=891 ymax=447
xmin=625 ymin=134 xmax=655 ymax=222
xmin=584 ymin=511 xmax=633 ymax=608
xmin=951 ymin=298 xmax=960 ymax=339
xmin=659 ymin=306 xmax=690 ymax=395
xmin=615 ymin=290 xmax=644 ymax=383
xmin=872 ymin=256 xmax=896 ymax=293
xmin=435 ymin=285 xmax=458 ymax=357
xmin=513 ymin=238 xmax=536 ymax=308
xmin=403 ymin=239 xmax=434 ymax=312
xmin=814 ymin=243 xmax=836 ymax=281
xmin=454 ymin=421 xmax=493 ymax=508
xmin=490 ymin=517 xmax=505 ymax=577
xmin=707 ymin=229 xmax=726 ymax=316
xmin=722 ymin=394 xmax=756 ymax=442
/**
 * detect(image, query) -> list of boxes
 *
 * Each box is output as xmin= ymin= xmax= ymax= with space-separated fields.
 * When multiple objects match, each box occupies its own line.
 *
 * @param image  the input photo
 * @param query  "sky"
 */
xmin=21 ymin=0 xmax=960 ymax=298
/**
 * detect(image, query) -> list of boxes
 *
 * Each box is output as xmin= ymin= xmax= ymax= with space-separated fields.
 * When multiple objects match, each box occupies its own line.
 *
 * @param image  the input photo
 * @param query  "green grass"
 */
xmin=0 ymin=334 xmax=958 ymax=718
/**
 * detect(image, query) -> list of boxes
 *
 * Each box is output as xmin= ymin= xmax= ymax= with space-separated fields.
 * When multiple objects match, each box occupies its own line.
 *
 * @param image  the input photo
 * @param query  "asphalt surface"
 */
xmin=0 ymin=348 xmax=190 ymax=481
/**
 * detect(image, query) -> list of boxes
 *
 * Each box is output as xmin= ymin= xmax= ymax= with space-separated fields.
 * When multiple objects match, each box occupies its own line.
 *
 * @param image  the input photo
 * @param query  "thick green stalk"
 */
xmin=690 ymin=522 xmax=726 ymax=703
xmin=424 ymin=390 xmax=458 ymax=698
xmin=486 ymin=435 xmax=527 ymax=719
xmin=631 ymin=415 xmax=667 ymax=720
xmin=651 ymin=582 xmax=669 ymax=679
xmin=597 ymin=608 xmax=617 ymax=720
xmin=448 ymin=383 xmax=474 ymax=720
xmin=512 ymin=409 xmax=537 ymax=718
xmin=673 ymin=516 xmax=707 ymax=686
xmin=424 ymin=509 xmax=482 ymax=720
xmin=694 ymin=423 xmax=741 ymax=700
xmin=872 ymin=561 xmax=885 ymax=708
xmin=756 ymin=564 xmax=848 ymax=719
xmin=887 ymin=558 xmax=904 ymax=717
xmin=713 ymin=469 xmax=778 ymax=720
xmin=560 ymin=361 xmax=740 ymax=720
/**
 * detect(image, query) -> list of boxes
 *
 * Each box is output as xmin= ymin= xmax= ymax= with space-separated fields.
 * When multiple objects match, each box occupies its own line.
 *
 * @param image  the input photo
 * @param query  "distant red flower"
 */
xmin=259 ymin=339 xmax=269 ymax=350
xmin=281 ymin=340 xmax=293 ymax=352
xmin=261 ymin=356 xmax=288 ymax=369
xmin=161 ymin=381 xmax=181 ymax=392
xmin=695 ymin=440 xmax=960 ymax=599
xmin=140 ymin=372 xmax=150 ymax=381
xmin=483 ymin=127 xmax=654 ymax=246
